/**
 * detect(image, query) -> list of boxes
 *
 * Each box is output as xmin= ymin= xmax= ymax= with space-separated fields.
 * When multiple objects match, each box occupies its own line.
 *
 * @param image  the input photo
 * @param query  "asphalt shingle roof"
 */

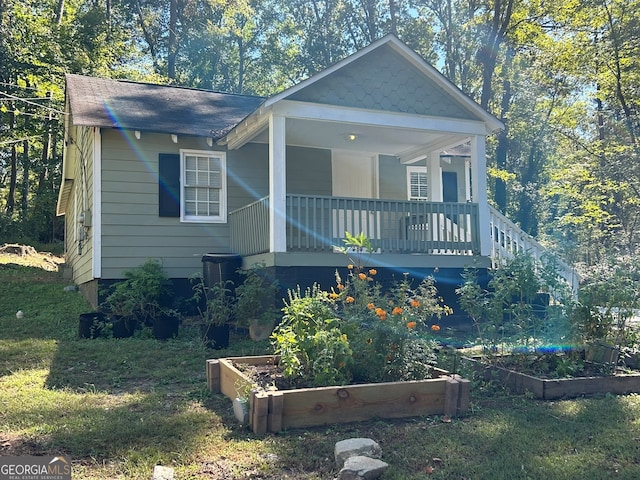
xmin=65 ymin=74 xmax=265 ymax=140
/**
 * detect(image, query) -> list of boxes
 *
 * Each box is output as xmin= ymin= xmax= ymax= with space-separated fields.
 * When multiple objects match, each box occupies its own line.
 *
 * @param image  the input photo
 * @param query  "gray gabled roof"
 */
xmin=65 ymin=74 xmax=265 ymax=140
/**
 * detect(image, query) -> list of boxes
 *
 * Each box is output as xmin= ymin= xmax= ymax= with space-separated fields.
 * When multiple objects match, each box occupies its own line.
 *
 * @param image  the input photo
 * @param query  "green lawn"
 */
xmin=2 ymin=263 xmax=640 ymax=479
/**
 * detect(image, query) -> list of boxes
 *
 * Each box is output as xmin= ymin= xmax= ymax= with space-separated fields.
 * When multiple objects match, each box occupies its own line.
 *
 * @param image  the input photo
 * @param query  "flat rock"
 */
xmin=335 ymin=438 xmax=382 ymax=467
xmin=152 ymin=465 xmax=174 ymax=480
xmin=338 ymin=455 xmax=389 ymax=480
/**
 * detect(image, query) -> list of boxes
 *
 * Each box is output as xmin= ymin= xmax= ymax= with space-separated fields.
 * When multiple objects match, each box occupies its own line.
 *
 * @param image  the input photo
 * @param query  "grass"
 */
xmin=2 ymin=261 xmax=640 ymax=479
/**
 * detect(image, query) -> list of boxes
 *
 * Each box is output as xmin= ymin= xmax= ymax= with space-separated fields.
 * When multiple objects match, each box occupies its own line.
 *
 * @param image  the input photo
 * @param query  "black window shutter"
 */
xmin=158 ymin=153 xmax=180 ymax=217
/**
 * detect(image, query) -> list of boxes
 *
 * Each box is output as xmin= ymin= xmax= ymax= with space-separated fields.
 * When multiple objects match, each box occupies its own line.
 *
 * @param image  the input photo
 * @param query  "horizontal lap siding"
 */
xmin=69 ymin=125 xmax=95 ymax=285
xmin=99 ymin=135 xmax=345 ymax=279
xmin=100 ymin=131 xmax=231 ymax=280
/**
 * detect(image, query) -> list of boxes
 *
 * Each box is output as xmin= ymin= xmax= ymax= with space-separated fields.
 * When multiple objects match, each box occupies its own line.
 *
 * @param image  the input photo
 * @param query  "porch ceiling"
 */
xmin=249 ymin=117 xmax=470 ymax=158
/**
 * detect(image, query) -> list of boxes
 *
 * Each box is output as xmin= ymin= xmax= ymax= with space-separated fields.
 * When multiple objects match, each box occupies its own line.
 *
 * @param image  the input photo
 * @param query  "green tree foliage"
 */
xmin=1 ymin=0 xmax=639 ymax=276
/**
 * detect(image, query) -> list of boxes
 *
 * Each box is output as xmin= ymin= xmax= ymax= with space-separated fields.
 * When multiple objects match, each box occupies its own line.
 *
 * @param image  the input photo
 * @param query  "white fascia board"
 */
xmin=56 ymin=96 xmax=73 ymax=215
xmin=221 ymin=107 xmax=271 ymax=150
xmin=273 ymin=100 xmax=489 ymax=136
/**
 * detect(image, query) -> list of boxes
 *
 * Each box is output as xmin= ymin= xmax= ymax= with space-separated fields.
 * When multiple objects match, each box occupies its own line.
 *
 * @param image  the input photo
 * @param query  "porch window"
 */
xmin=181 ymin=150 xmax=227 ymax=223
xmin=407 ymin=166 xmax=428 ymax=200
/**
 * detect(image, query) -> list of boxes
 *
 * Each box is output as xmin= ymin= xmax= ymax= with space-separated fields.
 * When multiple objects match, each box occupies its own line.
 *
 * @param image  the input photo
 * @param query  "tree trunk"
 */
xmin=478 ymin=0 xmax=514 ymax=110
xmin=494 ymin=46 xmax=514 ymax=214
xmin=133 ymin=0 xmax=161 ymax=73
xmin=5 ymin=108 xmax=17 ymax=215
xmin=55 ymin=0 xmax=64 ymax=24
xmin=168 ymin=0 xmax=177 ymax=80
xmin=21 ymin=139 xmax=29 ymax=217
xmin=237 ymin=36 xmax=244 ymax=93
xmin=388 ymin=0 xmax=397 ymax=35
xmin=6 ymin=145 xmax=17 ymax=215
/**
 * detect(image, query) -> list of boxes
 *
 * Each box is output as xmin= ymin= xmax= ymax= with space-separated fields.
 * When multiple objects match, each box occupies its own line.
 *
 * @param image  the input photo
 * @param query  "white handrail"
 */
xmin=489 ymin=205 xmax=580 ymax=297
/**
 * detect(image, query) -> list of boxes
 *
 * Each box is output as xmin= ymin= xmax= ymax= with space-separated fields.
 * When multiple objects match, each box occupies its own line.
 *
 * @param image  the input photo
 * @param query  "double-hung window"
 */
xmin=181 ymin=150 xmax=227 ymax=223
xmin=407 ymin=166 xmax=428 ymax=200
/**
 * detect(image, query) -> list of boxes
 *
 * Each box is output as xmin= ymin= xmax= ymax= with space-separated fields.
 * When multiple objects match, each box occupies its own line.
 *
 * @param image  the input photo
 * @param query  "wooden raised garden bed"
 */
xmin=206 ymin=355 xmax=470 ymax=434
xmin=462 ymin=356 xmax=640 ymax=400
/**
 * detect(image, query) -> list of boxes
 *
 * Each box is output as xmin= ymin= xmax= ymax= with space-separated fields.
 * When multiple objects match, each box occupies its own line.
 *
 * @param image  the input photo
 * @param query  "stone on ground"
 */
xmin=338 ymin=455 xmax=389 ymax=480
xmin=152 ymin=465 xmax=174 ymax=480
xmin=334 ymin=438 xmax=382 ymax=467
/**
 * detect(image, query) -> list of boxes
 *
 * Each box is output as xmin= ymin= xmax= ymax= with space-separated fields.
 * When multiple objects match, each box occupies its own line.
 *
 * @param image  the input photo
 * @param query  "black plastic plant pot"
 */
xmin=111 ymin=315 xmax=136 ymax=338
xmin=78 ymin=312 xmax=105 ymax=339
xmin=202 ymin=324 xmax=230 ymax=349
xmin=153 ymin=314 xmax=180 ymax=340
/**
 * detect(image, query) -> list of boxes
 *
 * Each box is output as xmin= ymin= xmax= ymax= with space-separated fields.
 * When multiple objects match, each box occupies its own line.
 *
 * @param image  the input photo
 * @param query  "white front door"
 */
xmin=332 ymin=151 xmax=378 ymax=198
xmin=331 ymin=151 xmax=379 ymax=241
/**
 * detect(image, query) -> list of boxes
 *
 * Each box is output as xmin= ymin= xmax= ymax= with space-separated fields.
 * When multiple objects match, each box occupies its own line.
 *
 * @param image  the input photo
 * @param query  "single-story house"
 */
xmin=56 ymin=34 xmax=574 ymax=313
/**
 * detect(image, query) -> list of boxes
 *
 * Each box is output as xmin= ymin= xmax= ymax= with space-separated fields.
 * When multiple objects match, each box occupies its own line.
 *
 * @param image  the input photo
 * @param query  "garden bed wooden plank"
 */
xmin=462 ymin=356 xmax=640 ymax=400
xmin=277 ymin=378 xmax=448 ymax=430
xmin=207 ymin=355 xmax=470 ymax=434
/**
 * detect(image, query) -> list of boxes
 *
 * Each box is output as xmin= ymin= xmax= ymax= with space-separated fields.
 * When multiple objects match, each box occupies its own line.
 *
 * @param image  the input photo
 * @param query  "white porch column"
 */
xmin=470 ymin=135 xmax=491 ymax=256
xmin=428 ymin=151 xmax=443 ymax=244
xmin=428 ymin=151 xmax=443 ymax=201
xmin=269 ymin=114 xmax=287 ymax=253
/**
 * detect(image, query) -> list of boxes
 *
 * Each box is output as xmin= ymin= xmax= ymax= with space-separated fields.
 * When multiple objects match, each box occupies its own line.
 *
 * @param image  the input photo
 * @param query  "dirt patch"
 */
xmin=0 ymin=243 xmax=65 ymax=272
xmin=233 ymin=361 xmax=308 ymax=391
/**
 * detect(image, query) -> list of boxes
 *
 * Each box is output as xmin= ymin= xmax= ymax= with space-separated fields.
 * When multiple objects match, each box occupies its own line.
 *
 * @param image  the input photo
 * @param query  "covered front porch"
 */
xmin=218 ymin=36 xmax=505 ymax=273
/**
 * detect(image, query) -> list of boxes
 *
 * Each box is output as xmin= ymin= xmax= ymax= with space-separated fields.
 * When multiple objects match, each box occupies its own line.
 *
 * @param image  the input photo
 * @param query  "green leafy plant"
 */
xmin=234 ymin=263 xmax=279 ymax=328
xmin=101 ymin=258 xmax=177 ymax=330
xmin=191 ymin=275 xmax=235 ymax=327
xmin=457 ymin=252 xmax=576 ymax=353
xmin=272 ymin=284 xmax=352 ymax=386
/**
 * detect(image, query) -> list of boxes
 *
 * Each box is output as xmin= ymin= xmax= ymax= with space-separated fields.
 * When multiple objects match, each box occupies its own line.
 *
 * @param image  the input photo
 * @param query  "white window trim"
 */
xmin=180 ymin=149 xmax=227 ymax=223
xmin=406 ymin=165 xmax=428 ymax=201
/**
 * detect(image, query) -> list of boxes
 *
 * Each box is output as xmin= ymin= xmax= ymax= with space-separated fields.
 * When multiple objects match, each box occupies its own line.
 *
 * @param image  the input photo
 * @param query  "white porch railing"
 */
xmin=489 ymin=205 xmax=580 ymax=296
xmin=230 ymin=195 xmax=480 ymax=256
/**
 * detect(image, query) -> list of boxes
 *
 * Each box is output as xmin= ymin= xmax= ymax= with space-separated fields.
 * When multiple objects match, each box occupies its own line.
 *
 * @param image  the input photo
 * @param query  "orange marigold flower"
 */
xmin=431 ymin=324 xmax=441 ymax=331
xmin=367 ymin=302 xmax=375 ymax=310
xmin=375 ymin=308 xmax=387 ymax=320
xmin=368 ymin=269 xmax=377 ymax=275
xmin=410 ymin=299 xmax=420 ymax=307
xmin=346 ymin=296 xmax=355 ymax=303
xmin=392 ymin=307 xmax=403 ymax=315
xmin=407 ymin=321 xmax=417 ymax=329
xmin=329 ymin=292 xmax=339 ymax=299
xmin=348 ymin=264 xmax=354 ymax=270
xmin=358 ymin=273 xmax=367 ymax=280
xmin=337 ymin=283 xmax=345 ymax=290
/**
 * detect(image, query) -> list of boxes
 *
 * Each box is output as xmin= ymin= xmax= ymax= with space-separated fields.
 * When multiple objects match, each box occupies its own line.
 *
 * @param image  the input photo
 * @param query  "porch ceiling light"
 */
xmin=346 ymin=133 xmax=358 ymax=141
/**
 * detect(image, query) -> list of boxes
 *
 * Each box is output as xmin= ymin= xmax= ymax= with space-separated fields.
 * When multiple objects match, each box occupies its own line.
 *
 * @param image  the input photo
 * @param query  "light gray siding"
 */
xmin=287 ymin=146 xmax=332 ymax=195
xmin=379 ymin=155 xmax=406 ymax=200
xmin=99 ymin=130 xmax=228 ymax=280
